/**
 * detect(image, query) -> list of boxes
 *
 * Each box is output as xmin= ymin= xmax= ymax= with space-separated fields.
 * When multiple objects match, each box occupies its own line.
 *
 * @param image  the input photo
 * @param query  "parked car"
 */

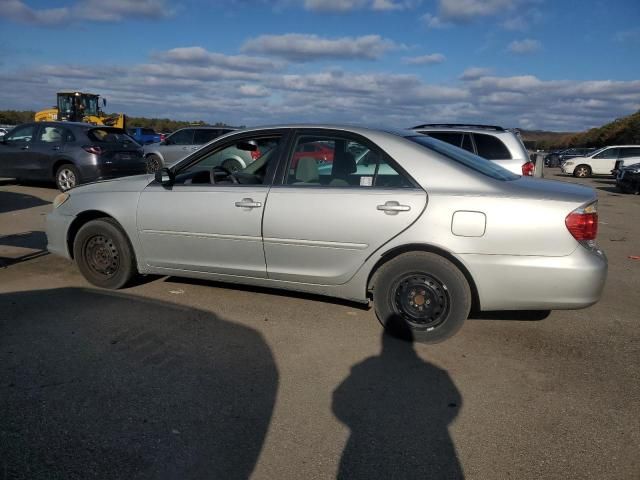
xmin=614 ymin=160 xmax=640 ymax=194
xmin=545 ymin=148 xmax=595 ymax=168
xmin=0 ymin=122 xmax=145 ymax=191
xmin=46 ymin=125 xmax=607 ymax=343
xmin=410 ymin=124 xmax=535 ymax=176
xmin=292 ymin=141 xmax=335 ymax=167
xmin=127 ymin=127 xmax=162 ymax=145
xmin=143 ymin=126 xmax=235 ymax=172
xmin=561 ymin=145 xmax=640 ymax=177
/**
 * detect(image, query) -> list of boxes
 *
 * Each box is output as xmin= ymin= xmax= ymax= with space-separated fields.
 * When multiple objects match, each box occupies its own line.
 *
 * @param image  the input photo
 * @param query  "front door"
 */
xmin=0 ymin=124 xmax=38 ymax=179
xmin=262 ymin=131 xmax=428 ymax=285
xmin=591 ymin=148 xmax=619 ymax=174
xmin=28 ymin=124 xmax=69 ymax=180
xmin=137 ymin=131 xmax=285 ymax=277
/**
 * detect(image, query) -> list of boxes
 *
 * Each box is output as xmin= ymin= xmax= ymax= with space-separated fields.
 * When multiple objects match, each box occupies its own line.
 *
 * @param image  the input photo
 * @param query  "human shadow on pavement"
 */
xmin=0 ymin=288 xmax=278 ymax=480
xmin=0 ymin=231 xmax=49 ymax=268
xmin=0 ymin=190 xmax=50 ymax=214
xmin=333 ymin=333 xmax=464 ymax=480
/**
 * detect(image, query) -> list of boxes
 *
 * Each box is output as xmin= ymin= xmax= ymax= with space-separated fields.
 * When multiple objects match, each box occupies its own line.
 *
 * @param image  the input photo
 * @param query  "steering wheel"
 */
xmin=209 ymin=165 xmax=239 ymax=184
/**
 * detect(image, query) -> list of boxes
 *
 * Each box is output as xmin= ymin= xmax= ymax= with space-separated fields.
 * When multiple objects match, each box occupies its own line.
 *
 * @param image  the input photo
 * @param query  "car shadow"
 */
xmin=0 ymin=190 xmax=51 ymax=214
xmin=333 ymin=332 xmax=464 ymax=479
xmin=0 ymin=231 xmax=49 ymax=268
xmin=470 ymin=310 xmax=551 ymax=321
xmin=165 ymin=276 xmax=371 ymax=310
xmin=596 ymin=186 xmax=622 ymax=195
xmin=0 ymin=288 xmax=279 ymax=480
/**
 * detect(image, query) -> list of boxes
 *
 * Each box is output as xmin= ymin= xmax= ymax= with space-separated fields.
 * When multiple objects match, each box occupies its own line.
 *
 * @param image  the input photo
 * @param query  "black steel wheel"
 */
xmin=73 ymin=218 xmax=136 ymax=289
xmin=373 ymin=252 xmax=471 ymax=343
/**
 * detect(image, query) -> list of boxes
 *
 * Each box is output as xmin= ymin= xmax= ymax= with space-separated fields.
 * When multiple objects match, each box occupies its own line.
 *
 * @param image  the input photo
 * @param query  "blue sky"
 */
xmin=1 ymin=0 xmax=639 ymax=130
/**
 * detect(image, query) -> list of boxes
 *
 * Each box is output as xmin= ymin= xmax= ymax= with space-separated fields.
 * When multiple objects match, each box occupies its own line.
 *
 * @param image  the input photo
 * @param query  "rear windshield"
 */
xmin=407 ymin=135 xmax=519 ymax=181
xmin=89 ymin=128 xmax=140 ymax=145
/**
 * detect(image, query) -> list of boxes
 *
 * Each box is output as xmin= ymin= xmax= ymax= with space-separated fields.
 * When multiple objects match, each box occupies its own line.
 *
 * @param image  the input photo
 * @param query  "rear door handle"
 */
xmin=377 ymin=201 xmax=411 ymax=215
xmin=21 ymin=145 xmax=30 ymax=150
xmin=235 ymin=198 xmax=262 ymax=209
xmin=51 ymin=146 xmax=60 ymax=151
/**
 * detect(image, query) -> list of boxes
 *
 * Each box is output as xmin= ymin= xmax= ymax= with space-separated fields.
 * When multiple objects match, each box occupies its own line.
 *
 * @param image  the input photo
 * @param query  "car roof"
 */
xmin=229 ymin=123 xmax=415 ymax=139
xmin=410 ymin=125 xmax=515 ymax=135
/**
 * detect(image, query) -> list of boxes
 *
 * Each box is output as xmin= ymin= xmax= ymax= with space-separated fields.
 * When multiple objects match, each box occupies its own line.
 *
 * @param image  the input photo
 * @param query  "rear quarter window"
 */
xmin=88 ymin=128 xmax=140 ymax=145
xmin=473 ymin=133 xmax=512 ymax=160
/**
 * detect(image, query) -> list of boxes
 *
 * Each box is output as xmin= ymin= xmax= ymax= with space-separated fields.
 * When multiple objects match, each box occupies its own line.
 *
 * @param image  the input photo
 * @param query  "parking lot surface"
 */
xmin=1 ymin=172 xmax=638 ymax=479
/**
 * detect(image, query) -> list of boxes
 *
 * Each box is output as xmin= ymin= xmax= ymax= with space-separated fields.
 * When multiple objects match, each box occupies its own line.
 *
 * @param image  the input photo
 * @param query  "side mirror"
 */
xmin=103 ymin=98 xmax=107 ymax=107
xmin=155 ymin=167 xmax=174 ymax=187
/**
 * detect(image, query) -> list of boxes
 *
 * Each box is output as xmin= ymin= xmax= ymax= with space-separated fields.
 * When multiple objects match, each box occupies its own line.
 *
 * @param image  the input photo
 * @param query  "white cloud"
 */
xmin=403 ymin=53 xmax=446 ymax=65
xmin=160 ymin=47 xmax=285 ymax=72
xmin=1 ymin=0 xmax=173 ymax=25
xmin=459 ymin=67 xmax=493 ymax=80
xmin=241 ymin=34 xmax=396 ymax=61
xmin=507 ymin=38 xmax=541 ymax=54
xmin=421 ymin=13 xmax=448 ymax=28
xmin=301 ymin=0 xmax=417 ymax=12
xmin=439 ymin=0 xmax=516 ymax=22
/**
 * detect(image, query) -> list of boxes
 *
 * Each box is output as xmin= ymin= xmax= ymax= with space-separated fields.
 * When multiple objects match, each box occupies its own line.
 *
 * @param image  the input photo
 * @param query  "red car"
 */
xmin=292 ymin=142 xmax=334 ymax=167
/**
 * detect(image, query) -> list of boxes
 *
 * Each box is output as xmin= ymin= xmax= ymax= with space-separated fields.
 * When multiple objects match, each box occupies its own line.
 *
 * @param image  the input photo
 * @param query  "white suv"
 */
xmin=561 ymin=145 xmax=640 ymax=177
xmin=411 ymin=124 xmax=534 ymax=176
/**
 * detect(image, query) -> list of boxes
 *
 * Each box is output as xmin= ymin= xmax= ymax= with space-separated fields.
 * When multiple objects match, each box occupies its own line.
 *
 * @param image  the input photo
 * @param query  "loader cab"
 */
xmin=57 ymin=92 xmax=101 ymax=122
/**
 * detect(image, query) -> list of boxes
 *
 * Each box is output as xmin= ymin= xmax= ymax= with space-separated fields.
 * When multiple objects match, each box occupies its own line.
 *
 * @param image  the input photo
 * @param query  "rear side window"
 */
xmin=167 ymin=129 xmax=194 ymax=145
xmin=88 ymin=128 xmax=139 ymax=145
xmin=593 ymin=148 xmax=619 ymax=159
xmin=620 ymin=147 xmax=640 ymax=158
xmin=194 ymin=129 xmax=222 ymax=144
xmin=473 ymin=133 xmax=511 ymax=160
xmin=424 ymin=131 xmax=464 ymax=147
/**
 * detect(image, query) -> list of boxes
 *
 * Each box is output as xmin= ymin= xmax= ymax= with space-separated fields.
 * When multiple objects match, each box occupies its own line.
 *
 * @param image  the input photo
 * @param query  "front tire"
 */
xmin=373 ymin=252 xmax=471 ymax=343
xmin=73 ymin=218 xmax=136 ymax=289
xmin=573 ymin=165 xmax=591 ymax=178
xmin=55 ymin=164 xmax=79 ymax=191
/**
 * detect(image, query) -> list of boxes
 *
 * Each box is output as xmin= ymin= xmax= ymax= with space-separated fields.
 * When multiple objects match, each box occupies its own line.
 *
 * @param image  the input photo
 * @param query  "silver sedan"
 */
xmin=46 ymin=125 xmax=607 ymax=342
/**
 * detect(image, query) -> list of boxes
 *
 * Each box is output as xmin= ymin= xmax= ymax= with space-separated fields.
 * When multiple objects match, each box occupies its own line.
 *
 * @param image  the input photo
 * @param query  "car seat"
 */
xmin=294 ymin=157 xmax=319 ymax=184
xmin=329 ymin=151 xmax=356 ymax=186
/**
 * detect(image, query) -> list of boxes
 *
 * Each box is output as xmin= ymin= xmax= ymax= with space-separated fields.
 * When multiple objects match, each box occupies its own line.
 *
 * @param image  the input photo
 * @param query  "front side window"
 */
xmin=5 ymin=125 xmax=35 ymax=143
xmin=593 ymin=148 xmax=619 ymax=159
xmin=167 ymin=129 xmax=194 ymax=145
xmin=473 ymin=133 xmax=512 ymax=160
xmin=174 ymin=135 xmax=282 ymax=186
xmin=286 ymin=134 xmax=414 ymax=188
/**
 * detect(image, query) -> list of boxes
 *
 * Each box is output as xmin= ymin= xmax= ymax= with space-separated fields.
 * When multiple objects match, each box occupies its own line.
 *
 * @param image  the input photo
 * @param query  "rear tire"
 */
xmin=73 ymin=218 xmax=136 ymax=289
xmin=146 ymin=154 xmax=162 ymax=173
xmin=373 ymin=252 xmax=471 ymax=343
xmin=55 ymin=164 xmax=79 ymax=191
xmin=573 ymin=165 xmax=591 ymax=178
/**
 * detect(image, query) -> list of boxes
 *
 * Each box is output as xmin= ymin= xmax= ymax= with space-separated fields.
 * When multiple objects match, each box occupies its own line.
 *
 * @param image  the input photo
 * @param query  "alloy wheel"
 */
xmin=58 ymin=168 xmax=76 ymax=191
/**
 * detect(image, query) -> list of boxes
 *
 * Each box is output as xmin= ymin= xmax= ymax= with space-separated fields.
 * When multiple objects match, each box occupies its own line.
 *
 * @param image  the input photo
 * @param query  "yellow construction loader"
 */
xmin=35 ymin=92 xmax=126 ymax=129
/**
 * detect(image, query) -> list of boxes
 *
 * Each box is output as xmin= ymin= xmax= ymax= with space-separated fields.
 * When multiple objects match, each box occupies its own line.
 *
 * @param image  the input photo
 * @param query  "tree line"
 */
xmin=0 ymin=109 xmax=235 ymax=133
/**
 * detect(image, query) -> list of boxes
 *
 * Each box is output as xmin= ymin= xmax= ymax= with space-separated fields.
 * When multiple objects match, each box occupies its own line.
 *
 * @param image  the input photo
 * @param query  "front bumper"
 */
xmin=460 ymin=246 xmax=607 ymax=311
xmin=46 ymin=210 xmax=75 ymax=260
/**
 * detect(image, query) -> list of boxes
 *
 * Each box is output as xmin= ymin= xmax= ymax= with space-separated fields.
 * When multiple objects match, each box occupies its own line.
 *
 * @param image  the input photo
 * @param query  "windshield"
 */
xmin=407 ymin=135 xmax=519 ymax=181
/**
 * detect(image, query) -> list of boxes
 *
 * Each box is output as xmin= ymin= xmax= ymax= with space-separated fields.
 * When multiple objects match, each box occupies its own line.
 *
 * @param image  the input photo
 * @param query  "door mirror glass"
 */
xmin=155 ymin=167 xmax=174 ymax=186
xmin=237 ymin=141 xmax=258 ymax=152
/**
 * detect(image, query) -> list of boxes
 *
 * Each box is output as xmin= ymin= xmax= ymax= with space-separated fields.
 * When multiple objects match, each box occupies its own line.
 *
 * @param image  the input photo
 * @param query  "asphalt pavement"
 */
xmin=0 ymin=173 xmax=638 ymax=479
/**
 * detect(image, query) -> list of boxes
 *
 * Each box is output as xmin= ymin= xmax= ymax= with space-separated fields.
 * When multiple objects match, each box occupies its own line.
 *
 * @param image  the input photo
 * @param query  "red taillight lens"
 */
xmin=565 ymin=202 xmax=598 ymax=241
xmin=522 ymin=161 xmax=535 ymax=176
xmin=160 ymin=134 xmax=166 ymax=142
xmin=83 ymin=145 xmax=104 ymax=155
xmin=251 ymin=150 xmax=261 ymax=161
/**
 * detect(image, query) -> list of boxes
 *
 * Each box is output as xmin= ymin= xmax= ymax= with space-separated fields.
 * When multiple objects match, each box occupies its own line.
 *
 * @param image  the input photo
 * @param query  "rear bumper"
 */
xmin=460 ymin=246 xmax=607 ymax=311
xmin=78 ymin=161 xmax=147 ymax=183
xmin=46 ymin=211 xmax=74 ymax=260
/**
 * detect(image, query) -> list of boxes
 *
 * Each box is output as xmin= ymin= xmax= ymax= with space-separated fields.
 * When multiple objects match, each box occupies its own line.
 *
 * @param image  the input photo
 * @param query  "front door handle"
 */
xmin=21 ymin=145 xmax=30 ymax=150
xmin=235 ymin=198 xmax=262 ymax=209
xmin=377 ymin=201 xmax=411 ymax=215
xmin=51 ymin=146 xmax=60 ymax=151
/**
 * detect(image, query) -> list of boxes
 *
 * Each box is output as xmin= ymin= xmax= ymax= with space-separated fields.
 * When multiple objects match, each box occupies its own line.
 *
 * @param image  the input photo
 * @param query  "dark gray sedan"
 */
xmin=0 ymin=122 xmax=146 ymax=191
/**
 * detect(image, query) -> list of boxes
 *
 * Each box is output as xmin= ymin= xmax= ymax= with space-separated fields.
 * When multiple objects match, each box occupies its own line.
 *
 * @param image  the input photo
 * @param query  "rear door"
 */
xmin=161 ymin=128 xmax=195 ymax=164
xmin=262 ymin=129 xmax=427 ymax=285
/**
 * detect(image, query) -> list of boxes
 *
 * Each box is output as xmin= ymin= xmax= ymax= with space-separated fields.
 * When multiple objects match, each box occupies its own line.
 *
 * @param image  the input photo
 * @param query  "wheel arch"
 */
xmin=366 ymin=243 xmax=481 ymax=312
xmin=67 ymin=210 xmax=129 ymax=260
xmin=51 ymin=157 xmax=76 ymax=179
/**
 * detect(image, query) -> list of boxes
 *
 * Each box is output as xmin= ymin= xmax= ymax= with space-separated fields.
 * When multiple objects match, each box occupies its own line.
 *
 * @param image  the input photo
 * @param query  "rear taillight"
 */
xmin=83 ymin=145 xmax=104 ymax=155
xmin=522 ymin=161 xmax=535 ymax=176
xmin=565 ymin=202 xmax=598 ymax=242
xmin=251 ymin=150 xmax=261 ymax=161
xmin=160 ymin=134 xmax=166 ymax=142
